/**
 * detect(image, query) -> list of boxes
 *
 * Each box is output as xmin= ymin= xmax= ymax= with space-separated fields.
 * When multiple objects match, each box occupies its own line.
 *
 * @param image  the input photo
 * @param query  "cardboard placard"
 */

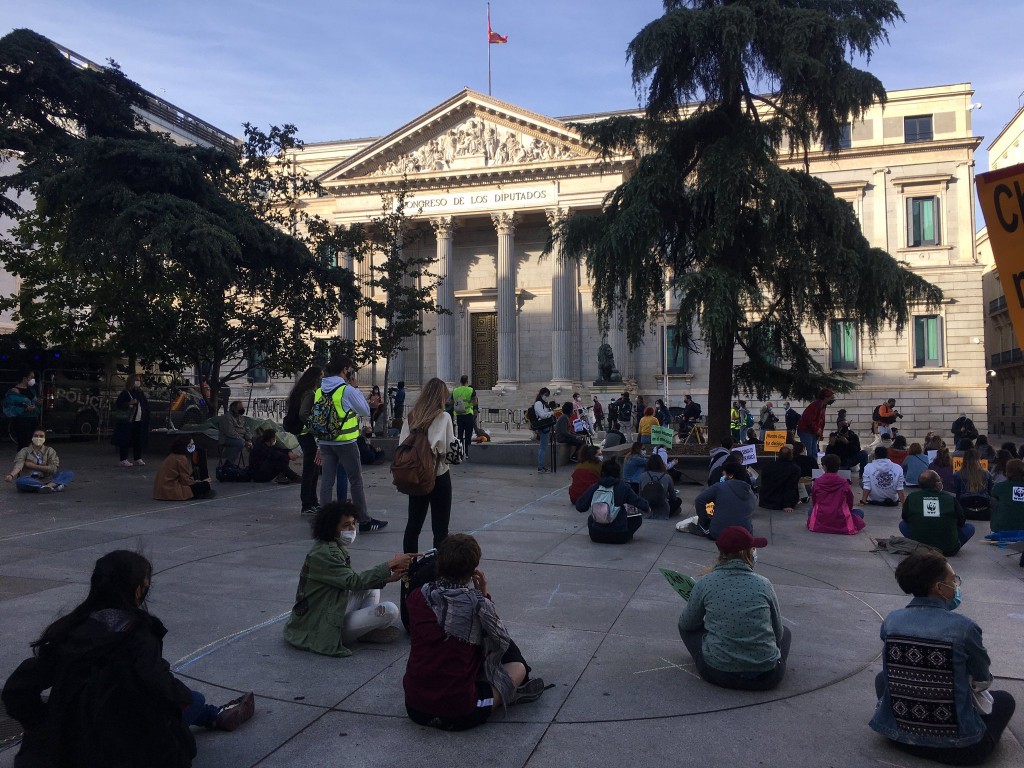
xmin=659 ymin=567 xmax=695 ymax=601
xmin=651 ymin=425 xmax=674 ymax=448
xmin=977 ymin=163 xmax=1024 ymax=351
xmin=737 ymin=443 xmax=758 ymax=466
xmin=763 ymin=430 xmax=788 ymax=452
xmin=951 ymin=456 xmax=988 ymax=472
xmin=927 ymin=450 xmax=937 ymax=463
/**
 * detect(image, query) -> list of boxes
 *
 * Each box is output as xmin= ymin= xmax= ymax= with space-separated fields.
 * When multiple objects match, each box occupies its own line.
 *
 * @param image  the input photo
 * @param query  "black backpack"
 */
xmin=640 ymin=473 xmax=667 ymax=507
xmin=216 ymin=461 xmax=251 ymax=482
xmin=871 ymin=404 xmax=882 ymax=422
xmin=400 ymin=550 xmax=438 ymax=630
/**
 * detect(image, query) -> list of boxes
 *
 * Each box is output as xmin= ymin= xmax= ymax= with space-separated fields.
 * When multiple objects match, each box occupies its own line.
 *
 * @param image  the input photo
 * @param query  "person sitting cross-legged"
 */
xmin=899 ymin=470 xmax=975 ymax=556
xmin=860 ymin=446 xmax=905 ymax=507
xmin=807 ymin=454 xmax=865 ymax=535
xmin=758 ymin=444 xmax=801 ymax=512
xmin=4 ymin=429 xmax=73 ymax=493
xmin=575 ymin=458 xmax=649 ymax=544
xmin=691 ymin=461 xmax=757 ymax=539
xmin=990 ymin=459 xmax=1024 ymax=532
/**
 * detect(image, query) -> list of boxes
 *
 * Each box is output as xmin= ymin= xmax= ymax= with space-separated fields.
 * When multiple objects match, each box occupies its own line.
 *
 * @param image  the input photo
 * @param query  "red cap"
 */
xmin=821 ymin=388 xmax=835 ymax=399
xmin=716 ymin=526 xmax=768 ymax=554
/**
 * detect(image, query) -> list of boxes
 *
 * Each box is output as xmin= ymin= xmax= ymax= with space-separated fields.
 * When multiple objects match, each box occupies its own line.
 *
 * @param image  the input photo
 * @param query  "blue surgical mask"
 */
xmin=945 ymin=585 xmax=961 ymax=612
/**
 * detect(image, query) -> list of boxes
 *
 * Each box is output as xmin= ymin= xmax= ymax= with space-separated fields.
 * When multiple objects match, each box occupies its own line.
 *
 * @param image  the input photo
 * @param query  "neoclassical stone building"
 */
xmin=290 ymin=85 xmax=985 ymax=436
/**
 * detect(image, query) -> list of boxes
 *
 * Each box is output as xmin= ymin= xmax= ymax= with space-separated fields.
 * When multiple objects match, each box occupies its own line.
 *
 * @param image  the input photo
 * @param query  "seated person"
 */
xmin=357 ymin=427 xmax=385 ymax=465
xmin=602 ymin=425 xmax=626 ymax=449
xmin=758 ymin=445 xmax=801 ymax=512
xmin=900 ymin=471 xmax=975 ymax=556
xmin=692 ymin=461 xmax=756 ymax=539
xmin=403 ymin=533 xmax=545 ymax=731
xmin=638 ymin=407 xmax=659 ymax=444
xmin=990 ymin=459 xmax=1024 ymax=532
xmin=791 ymin=442 xmax=817 ymax=503
xmin=218 ymin=400 xmax=252 ymax=465
xmin=250 ymin=429 xmax=301 ymax=483
xmin=707 ymin=437 xmax=735 ymax=484
xmin=554 ymin=401 xmax=585 ymax=462
xmin=283 ymin=502 xmax=414 ymax=656
xmin=951 ymin=449 xmax=994 ymax=521
xmin=568 ymin=445 xmax=602 ymax=505
xmin=1 ymin=551 xmax=254 ymax=768
xmin=638 ymin=454 xmax=682 ymax=519
xmin=575 ymin=458 xmax=649 ymax=544
xmin=828 ymin=421 xmax=868 ymax=474
xmin=807 ymin=454 xmax=865 ymax=535
xmin=622 ymin=441 xmax=649 ymax=489
xmin=929 ymin=447 xmax=956 ymax=490
xmin=744 ymin=427 xmax=762 ymax=446
xmin=707 ymin=449 xmax=752 ymax=487
xmin=860 ymin=447 xmax=906 ymax=506
xmin=870 ymin=551 xmax=1016 ymax=764
xmin=4 ymin=429 xmax=73 ymax=493
xmin=901 ymin=442 xmax=930 ymax=487
xmin=153 ymin=436 xmax=215 ymax=500
xmin=887 ymin=435 xmax=910 ymax=467
xmin=678 ymin=526 xmax=791 ymax=691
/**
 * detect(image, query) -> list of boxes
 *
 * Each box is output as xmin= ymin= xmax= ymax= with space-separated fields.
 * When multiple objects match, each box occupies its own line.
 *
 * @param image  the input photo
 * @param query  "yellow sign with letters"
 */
xmin=978 ymin=164 xmax=1024 ymax=349
xmin=763 ymin=430 xmax=788 ymax=453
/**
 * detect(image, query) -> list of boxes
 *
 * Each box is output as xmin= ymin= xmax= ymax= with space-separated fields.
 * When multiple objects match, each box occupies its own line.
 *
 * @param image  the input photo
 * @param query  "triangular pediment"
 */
xmin=319 ymin=89 xmax=619 ymax=188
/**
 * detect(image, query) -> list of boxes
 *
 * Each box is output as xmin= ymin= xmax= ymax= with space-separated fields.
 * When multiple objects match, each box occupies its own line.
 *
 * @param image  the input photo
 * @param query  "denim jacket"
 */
xmin=869 ymin=597 xmax=991 ymax=747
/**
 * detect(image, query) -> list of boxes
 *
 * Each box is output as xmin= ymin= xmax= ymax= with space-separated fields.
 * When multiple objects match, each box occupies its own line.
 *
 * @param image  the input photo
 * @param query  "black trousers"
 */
xmin=588 ymin=514 xmax=642 ymax=544
xmin=681 ymin=626 xmax=791 ymax=691
xmin=297 ymin=432 xmax=319 ymax=510
xmin=404 ymin=470 xmax=453 ymax=553
xmin=456 ymin=414 xmax=474 ymax=455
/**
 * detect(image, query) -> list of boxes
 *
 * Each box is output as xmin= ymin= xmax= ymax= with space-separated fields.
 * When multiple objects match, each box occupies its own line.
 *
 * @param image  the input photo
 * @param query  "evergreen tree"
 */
xmin=556 ymin=1 xmax=941 ymax=442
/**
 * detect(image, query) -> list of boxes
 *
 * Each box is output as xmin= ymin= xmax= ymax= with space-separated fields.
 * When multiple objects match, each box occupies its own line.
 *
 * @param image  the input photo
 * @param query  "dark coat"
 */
xmin=2 ymin=608 xmax=195 ymax=768
xmin=111 ymin=388 xmax=151 ymax=450
xmin=759 ymin=459 xmax=802 ymax=510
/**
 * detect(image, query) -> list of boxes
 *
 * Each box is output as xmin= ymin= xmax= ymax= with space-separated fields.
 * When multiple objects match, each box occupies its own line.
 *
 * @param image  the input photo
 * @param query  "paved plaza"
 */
xmin=1 ymin=442 xmax=1022 ymax=767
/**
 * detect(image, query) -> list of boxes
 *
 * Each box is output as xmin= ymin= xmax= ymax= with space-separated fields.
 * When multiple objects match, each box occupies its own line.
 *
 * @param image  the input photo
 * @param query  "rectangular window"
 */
xmin=913 ymin=315 xmax=943 ymax=368
xmin=826 ymin=124 xmax=852 ymax=151
xmin=663 ymin=327 xmax=689 ymax=374
xmin=904 ymin=115 xmax=933 ymax=143
xmin=247 ymin=350 xmax=268 ymax=383
xmin=829 ymin=320 xmax=858 ymax=370
xmin=907 ymin=196 xmax=940 ymax=247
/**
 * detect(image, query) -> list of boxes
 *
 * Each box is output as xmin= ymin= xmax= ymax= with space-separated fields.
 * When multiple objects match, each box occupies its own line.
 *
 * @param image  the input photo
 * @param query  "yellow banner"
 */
xmin=763 ymin=430 xmax=788 ymax=453
xmin=951 ymin=456 xmax=988 ymax=472
xmin=977 ymin=164 xmax=1024 ymax=350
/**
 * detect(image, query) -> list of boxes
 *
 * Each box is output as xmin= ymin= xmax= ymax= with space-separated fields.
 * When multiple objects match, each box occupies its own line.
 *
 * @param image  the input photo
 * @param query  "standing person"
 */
xmin=870 ymin=551 xmax=1016 ymax=764
xmin=796 ymin=388 xmax=835 ymax=460
xmin=681 ymin=394 xmax=702 ymax=435
xmin=655 ymin=398 xmax=671 ymax=427
xmin=638 ymin=407 xmax=659 ymax=444
xmin=367 ymin=385 xmax=385 ymax=433
xmin=5 ymin=428 xmax=74 ymax=493
xmin=758 ymin=402 xmax=778 ymax=443
xmin=533 ymin=388 xmax=554 ymax=473
xmin=783 ymin=401 xmax=800 ymax=443
xmin=218 ymin=381 xmax=231 ymax=416
xmin=153 ymin=435 xmax=214 ymax=501
xmin=4 ymin=370 xmax=40 ymax=449
xmin=315 ymin=356 xmax=387 ymax=532
xmin=392 ymin=381 xmax=407 ymax=431
xmin=592 ymin=395 xmax=605 ymax=431
xmin=1 ymin=551 xmax=255 ymax=768
xmin=617 ymin=392 xmax=634 ymax=440
xmin=400 ymin=377 xmax=463 ymax=553
xmin=737 ymin=400 xmax=754 ymax=442
xmin=404 ymin=533 xmax=545 ymax=731
xmin=284 ymin=366 xmax=323 ymax=515
xmin=218 ymin=400 xmax=252 ymax=466
xmin=678 ymin=526 xmax=791 ymax=691
xmin=200 ymin=376 xmax=213 ymax=414
xmin=451 ymin=375 xmax=477 ymax=458
xmin=860 ymin=446 xmax=906 ymax=506
xmin=635 ymin=394 xmax=647 ymax=433
xmin=873 ymin=398 xmax=902 ymax=438
xmin=112 ymin=373 xmax=151 ymax=468
xmin=730 ymin=400 xmax=742 ymax=443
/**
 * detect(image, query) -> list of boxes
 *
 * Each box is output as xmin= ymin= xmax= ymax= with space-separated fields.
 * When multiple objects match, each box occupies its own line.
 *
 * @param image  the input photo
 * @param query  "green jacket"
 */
xmin=990 ymin=480 xmax=1024 ymax=532
xmin=283 ymin=540 xmax=391 ymax=657
xmin=901 ymin=489 xmax=964 ymax=555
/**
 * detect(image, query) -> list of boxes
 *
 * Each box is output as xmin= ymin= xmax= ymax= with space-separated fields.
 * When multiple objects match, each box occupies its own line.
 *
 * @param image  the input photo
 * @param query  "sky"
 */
xmin=4 ymin=0 xmax=1024 ymax=170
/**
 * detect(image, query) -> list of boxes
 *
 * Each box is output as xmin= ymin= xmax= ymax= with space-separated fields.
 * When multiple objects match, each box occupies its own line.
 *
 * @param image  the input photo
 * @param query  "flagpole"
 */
xmin=487 ymin=2 xmax=492 ymax=95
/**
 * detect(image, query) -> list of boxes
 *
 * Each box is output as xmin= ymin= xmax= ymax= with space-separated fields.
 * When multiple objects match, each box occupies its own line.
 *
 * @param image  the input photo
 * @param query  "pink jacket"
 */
xmin=808 ymin=472 xmax=865 ymax=535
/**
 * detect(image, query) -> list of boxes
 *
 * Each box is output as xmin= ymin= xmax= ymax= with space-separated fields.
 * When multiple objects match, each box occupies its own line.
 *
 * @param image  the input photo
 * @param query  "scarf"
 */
xmin=422 ymin=580 xmax=515 ymax=707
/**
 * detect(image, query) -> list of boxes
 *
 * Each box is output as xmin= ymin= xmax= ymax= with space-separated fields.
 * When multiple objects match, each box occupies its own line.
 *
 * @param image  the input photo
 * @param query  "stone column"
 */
xmin=339 ymin=247 xmax=356 ymax=341
xmin=431 ymin=216 xmax=456 ymax=383
xmin=491 ymin=212 xmax=518 ymax=386
xmin=546 ymin=208 xmax=572 ymax=384
xmin=390 ymin=231 xmax=405 ymax=385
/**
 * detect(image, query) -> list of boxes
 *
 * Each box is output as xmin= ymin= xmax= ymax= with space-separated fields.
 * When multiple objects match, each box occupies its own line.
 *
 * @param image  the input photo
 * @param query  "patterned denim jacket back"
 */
xmin=869 ymin=597 xmax=991 ymax=747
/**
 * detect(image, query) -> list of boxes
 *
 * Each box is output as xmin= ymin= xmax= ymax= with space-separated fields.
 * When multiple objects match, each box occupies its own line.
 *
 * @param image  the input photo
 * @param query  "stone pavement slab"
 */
xmin=1 ymin=443 xmax=1022 ymax=767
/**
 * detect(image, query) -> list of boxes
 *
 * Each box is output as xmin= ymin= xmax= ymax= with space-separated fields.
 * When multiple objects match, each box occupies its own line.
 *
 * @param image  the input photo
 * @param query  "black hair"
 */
xmin=601 ymin=458 xmax=621 ymax=478
xmin=287 ymin=366 xmax=323 ymax=419
xmin=821 ymin=454 xmax=841 ymax=472
xmin=312 ymin=501 xmax=358 ymax=543
xmin=535 ymin=388 xmax=550 ymax=402
xmin=324 ymin=356 xmax=354 ymax=376
xmin=436 ymin=533 xmax=481 ymax=583
xmin=261 ymin=429 xmax=277 ymax=444
xmin=893 ymin=435 xmax=907 ymax=449
xmin=34 ymin=551 xmax=152 ymax=650
xmin=170 ymin=435 xmax=193 ymax=455
xmin=720 ymin=436 xmax=735 ymax=449
xmin=895 ymin=551 xmax=950 ymax=597
xmin=646 ymin=454 xmax=667 ymax=472
xmin=562 ymin=401 xmax=574 ymax=414
xmin=460 ymin=375 xmax=469 ymax=384
xmin=722 ymin=460 xmax=748 ymax=481
xmin=874 ymin=446 xmax=889 ymax=460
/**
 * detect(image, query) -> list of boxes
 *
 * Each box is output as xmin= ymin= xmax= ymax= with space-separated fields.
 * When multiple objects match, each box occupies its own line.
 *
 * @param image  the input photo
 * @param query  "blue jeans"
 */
xmin=537 ymin=428 xmax=550 ymax=469
xmin=16 ymin=470 xmax=74 ymax=492
xmin=797 ymin=430 xmax=819 ymax=460
xmin=182 ymin=690 xmax=219 ymax=728
xmin=899 ymin=520 xmax=975 ymax=554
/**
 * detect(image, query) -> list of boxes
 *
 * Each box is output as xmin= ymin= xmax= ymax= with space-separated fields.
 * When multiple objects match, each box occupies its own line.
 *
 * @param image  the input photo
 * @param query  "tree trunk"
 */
xmin=706 ymin=342 xmax=735 ymax=446
xmin=382 ymin=356 xmax=391 ymax=431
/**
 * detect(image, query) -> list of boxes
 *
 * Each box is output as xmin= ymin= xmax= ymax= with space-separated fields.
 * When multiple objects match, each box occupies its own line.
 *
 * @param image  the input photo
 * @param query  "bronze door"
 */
xmin=471 ymin=312 xmax=498 ymax=390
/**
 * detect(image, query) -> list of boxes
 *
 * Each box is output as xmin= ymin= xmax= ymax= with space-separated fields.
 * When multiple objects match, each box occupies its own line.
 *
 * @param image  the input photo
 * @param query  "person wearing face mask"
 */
xmin=678 ymin=526 xmax=790 ymax=691
xmin=870 ymin=551 xmax=1016 ymax=764
xmin=1 ymin=551 xmax=255 ymax=768
xmin=112 ymin=373 xmax=151 ymax=467
xmin=4 ymin=369 xmax=40 ymax=449
xmin=153 ymin=435 xmax=215 ymax=500
xmin=249 ymin=429 xmax=301 ymax=484
xmin=5 ymin=429 xmax=74 ymax=493
xmin=899 ymin=470 xmax=974 ymax=556
xmin=283 ymin=501 xmax=415 ymax=656
xmin=218 ymin=400 xmax=252 ymax=466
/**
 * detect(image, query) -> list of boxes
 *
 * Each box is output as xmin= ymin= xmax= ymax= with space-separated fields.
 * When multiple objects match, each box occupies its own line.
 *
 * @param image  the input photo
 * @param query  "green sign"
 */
xmin=651 ymin=425 xmax=674 ymax=448
xmin=659 ymin=567 xmax=695 ymax=601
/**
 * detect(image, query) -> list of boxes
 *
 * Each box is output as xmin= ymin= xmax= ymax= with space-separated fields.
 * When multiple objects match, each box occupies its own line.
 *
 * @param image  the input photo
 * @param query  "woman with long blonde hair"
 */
xmin=399 ymin=378 xmax=463 ymax=552
xmin=952 ymin=448 xmax=994 ymax=520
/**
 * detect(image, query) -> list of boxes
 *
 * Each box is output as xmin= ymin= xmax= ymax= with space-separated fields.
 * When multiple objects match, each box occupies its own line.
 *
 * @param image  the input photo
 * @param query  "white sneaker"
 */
xmin=119 ymin=460 xmax=134 ymax=468
xmin=133 ymin=459 xmax=146 ymax=467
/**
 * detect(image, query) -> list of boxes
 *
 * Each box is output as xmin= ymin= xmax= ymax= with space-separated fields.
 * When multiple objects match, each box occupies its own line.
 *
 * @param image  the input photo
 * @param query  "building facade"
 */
xmin=287 ymin=85 xmax=984 ymax=438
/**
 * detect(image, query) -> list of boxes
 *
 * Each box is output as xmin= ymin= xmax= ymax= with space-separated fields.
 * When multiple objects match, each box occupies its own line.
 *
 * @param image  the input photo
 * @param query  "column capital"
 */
xmin=431 ymin=216 xmax=456 ymax=237
xmin=545 ymin=207 xmax=571 ymax=228
xmin=491 ymin=211 xmax=517 ymax=236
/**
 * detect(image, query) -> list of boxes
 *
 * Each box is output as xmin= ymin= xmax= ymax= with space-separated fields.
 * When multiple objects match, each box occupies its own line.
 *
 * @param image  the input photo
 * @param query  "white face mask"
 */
xmin=132 ymin=381 xmax=141 ymax=389
xmin=339 ymin=529 xmax=357 ymax=546
xmin=31 ymin=436 xmax=45 ymax=447
xmin=27 ymin=378 xmax=37 ymax=387
xmin=186 ymin=443 xmax=196 ymax=454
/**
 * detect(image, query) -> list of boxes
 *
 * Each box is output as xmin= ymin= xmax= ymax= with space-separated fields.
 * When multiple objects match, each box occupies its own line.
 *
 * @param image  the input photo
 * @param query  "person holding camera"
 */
xmin=874 ymin=398 xmax=902 ymax=438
